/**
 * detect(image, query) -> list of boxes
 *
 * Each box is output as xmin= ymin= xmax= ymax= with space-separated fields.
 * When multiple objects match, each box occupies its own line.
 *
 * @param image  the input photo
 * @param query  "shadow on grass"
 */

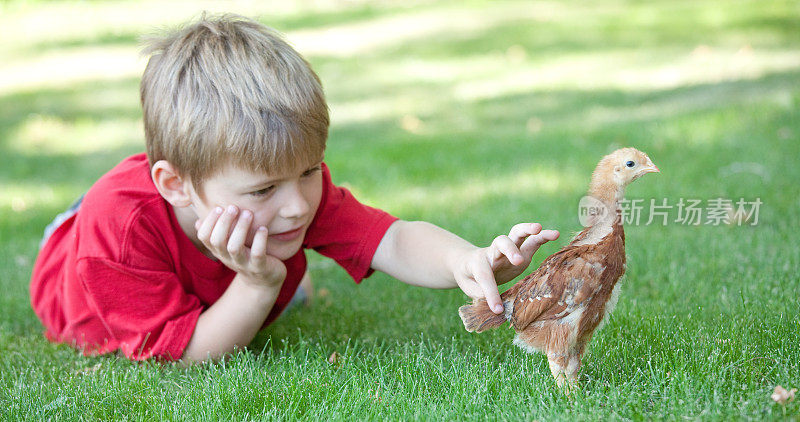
xmin=0 ymin=78 xmax=142 ymax=186
xmin=9 ymin=3 xmax=408 ymax=62
xmin=302 ymin=0 xmax=800 ymax=62
xmin=3 ymin=68 xmax=795 ymax=203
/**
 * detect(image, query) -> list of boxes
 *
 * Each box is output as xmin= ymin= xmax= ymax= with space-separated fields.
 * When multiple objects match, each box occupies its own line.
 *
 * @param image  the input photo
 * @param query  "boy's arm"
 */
xmin=181 ymin=273 xmax=281 ymax=363
xmin=181 ymin=206 xmax=287 ymax=364
xmin=370 ymin=220 xmax=559 ymax=314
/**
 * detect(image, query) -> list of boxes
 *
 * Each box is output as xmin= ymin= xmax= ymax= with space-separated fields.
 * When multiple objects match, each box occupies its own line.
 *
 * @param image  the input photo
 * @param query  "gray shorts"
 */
xmin=40 ymin=194 xmax=84 ymax=249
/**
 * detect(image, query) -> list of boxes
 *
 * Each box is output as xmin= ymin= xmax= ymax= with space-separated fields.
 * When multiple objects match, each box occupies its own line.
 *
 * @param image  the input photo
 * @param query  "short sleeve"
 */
xmin=76 ymin=257 xmax=202 ymax=360
xmin=303 ymin=164 xmax=398 ymax=283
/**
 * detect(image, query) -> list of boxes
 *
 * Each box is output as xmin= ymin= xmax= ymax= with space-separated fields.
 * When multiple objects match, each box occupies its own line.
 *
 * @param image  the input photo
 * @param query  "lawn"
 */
xmin=1 ymin=0 xmax=799 ymax=420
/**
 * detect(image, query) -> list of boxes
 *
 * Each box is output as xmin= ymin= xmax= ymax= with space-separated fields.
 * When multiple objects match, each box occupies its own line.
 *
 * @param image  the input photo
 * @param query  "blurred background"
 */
xmin=2 ymin=0 xmax=798 ymax=219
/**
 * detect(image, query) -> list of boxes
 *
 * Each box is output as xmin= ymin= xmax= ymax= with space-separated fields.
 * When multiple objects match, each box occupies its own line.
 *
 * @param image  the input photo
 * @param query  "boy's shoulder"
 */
xmin=75 ymin=153 xmax=174 ymax=261
xmin=89 ymin=152 xmax=153 ymax=193
xmin=83 ymin=153 xmax=165 ymax=218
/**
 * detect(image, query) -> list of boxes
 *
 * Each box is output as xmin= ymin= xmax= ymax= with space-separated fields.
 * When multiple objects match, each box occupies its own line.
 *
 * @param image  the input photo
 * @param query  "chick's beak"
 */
xmin=642 ymin=158 xmax=660 ymax=174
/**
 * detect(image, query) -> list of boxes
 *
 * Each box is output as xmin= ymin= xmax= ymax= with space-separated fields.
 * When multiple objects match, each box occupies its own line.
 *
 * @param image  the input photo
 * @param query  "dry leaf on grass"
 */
xmin=771 ymin=385 xmax=797 ymax=405
xmin=328 ymin=351 xmax=341 ymax=367
xmin=368 ymin=387 xmax=381 ymax=402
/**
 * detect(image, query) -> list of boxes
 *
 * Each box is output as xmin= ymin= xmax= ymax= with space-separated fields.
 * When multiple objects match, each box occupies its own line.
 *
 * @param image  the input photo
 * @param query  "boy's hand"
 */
xmin=194 ymin=205 xmax=287 ymax=288
xmin=453 ymin=223 xmax=559 ymax=314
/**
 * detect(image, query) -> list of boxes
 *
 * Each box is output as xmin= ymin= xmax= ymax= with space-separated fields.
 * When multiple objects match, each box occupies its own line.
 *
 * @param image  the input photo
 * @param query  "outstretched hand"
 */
xmin=454 ymin=223 xmax=559 ymax=314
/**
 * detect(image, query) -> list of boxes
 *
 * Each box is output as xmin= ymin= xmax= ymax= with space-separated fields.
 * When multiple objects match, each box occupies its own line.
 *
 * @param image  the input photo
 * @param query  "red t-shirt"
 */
xmin=30 ymin=153 xmax=397 ymax=361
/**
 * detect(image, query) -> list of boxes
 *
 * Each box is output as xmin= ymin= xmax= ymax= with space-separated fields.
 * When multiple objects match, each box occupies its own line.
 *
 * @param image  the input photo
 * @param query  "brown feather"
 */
xmin=458 ymin=299 xmax=507 ymax=333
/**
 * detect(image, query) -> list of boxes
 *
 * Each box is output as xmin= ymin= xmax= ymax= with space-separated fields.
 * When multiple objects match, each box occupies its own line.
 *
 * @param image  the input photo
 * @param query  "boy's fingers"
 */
xmin=227 ymin=210 xmax=252 ymax=265
xmin=489 ymin=235 xmax=524 ymax=265
xmin=249 ymin=226 xmax=268 ymax=264
xmin=209 ymin=205 xmax=238 ymax=249
xmin=196 ymin=206 xmax=223 ymax=244
xmin=519 ymin=229 xmax=560 ymax=257
xmin=458 ymin=278 xmax=483 ymax=299
xmin=508 ymin=223 xmax=542 ymax=246
xmin=471 ymin=261 xmax=503 ymax=314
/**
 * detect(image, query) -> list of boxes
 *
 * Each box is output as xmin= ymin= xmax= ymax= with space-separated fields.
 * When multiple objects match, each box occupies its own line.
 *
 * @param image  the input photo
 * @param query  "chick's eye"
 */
xmin=626 ymin=160 xmax=636 ymax=168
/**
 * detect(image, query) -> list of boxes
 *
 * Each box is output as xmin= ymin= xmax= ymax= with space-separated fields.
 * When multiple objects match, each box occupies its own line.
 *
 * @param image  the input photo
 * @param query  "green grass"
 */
xmin=2 ymin=0 xmax=800 ymax=420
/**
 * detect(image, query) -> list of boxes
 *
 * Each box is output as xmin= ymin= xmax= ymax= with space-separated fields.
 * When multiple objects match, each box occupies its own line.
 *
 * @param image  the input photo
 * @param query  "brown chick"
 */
xmin=459 ymin=147 xmax=659 ymax=390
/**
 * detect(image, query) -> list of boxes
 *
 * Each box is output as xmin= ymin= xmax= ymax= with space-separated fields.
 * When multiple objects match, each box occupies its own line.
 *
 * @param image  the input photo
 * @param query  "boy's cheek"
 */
xmin=243 ymin=210 xmax=277 ymax=245
xmin=189 ymin=202 xmax=224 ymax=223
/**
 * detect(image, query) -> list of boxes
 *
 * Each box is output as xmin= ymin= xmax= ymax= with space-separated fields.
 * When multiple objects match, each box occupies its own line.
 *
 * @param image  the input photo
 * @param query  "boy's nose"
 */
xmin=279 ymin=185 xmax=310 ymax=220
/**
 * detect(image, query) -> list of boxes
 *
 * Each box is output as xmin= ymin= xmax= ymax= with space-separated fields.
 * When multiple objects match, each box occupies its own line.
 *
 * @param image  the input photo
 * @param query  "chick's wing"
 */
xmin=510 ymin=247 xmax=605 ymax=330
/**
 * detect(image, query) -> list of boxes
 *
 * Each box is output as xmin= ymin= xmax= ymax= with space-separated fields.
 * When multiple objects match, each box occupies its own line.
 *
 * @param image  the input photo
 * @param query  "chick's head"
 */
xmin=603 ymin=147 xmax=659 ymax=187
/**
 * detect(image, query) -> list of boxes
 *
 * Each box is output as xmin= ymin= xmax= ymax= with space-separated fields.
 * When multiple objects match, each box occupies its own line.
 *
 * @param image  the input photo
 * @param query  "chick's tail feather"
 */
xmin=459 ymin=299 xmax=509 ymax=333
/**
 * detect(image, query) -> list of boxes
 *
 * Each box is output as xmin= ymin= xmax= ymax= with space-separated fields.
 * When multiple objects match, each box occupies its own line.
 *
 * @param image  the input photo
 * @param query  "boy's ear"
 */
xmin=151 ymin=160 xmax=193 ymax=207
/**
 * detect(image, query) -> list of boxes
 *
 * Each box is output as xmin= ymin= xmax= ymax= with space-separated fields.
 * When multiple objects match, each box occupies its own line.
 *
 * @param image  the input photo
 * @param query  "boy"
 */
xmin=30 ymin=15 xmax=559 ymax=363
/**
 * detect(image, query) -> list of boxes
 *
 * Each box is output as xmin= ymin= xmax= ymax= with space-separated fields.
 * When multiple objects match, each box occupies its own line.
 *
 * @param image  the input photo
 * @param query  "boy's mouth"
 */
xmin=269 ymin=225 xmax=305 ymax=242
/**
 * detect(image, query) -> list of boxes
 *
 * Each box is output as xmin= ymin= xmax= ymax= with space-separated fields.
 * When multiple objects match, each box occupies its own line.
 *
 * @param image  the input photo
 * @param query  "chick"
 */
xmin=459 ymin=147 xmax=659 ymax=389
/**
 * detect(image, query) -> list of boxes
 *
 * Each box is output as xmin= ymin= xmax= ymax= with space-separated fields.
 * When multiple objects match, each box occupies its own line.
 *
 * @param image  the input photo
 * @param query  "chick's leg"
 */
xmin=564 ymin=354 xmax=581 ymax=387
xmin=547 ymin=355 xmax=568 ymax=389
xmin=548 ymin=353 xmax=581 ymax=393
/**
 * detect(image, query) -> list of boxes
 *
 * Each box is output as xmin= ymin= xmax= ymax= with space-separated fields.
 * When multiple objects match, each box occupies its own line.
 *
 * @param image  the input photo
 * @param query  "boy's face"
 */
xmin=187 ymin=160 xmax=324 ymax=261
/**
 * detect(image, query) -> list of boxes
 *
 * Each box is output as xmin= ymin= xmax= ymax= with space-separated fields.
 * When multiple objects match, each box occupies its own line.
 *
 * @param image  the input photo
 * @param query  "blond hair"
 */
xmin=140 ymin=14 xmax=328 ymax=188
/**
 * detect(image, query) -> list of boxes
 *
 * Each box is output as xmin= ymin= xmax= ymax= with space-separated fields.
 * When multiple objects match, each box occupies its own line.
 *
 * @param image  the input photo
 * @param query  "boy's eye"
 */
xmin=250 ymin=186 xmax=275 ymax=197
xmin=302 ymin=166 xmax=322 ymax=177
